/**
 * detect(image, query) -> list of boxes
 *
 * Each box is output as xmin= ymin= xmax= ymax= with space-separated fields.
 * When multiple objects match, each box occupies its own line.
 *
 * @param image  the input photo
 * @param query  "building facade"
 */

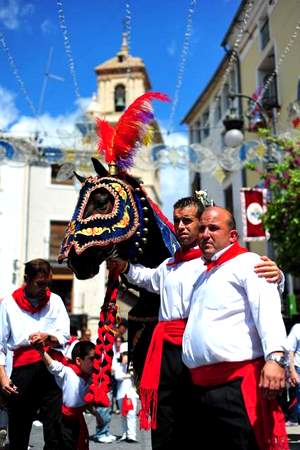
xmin=0 ymin=34 xmax=163 ymax=334
xmin=182 ymin=0 xmax=300 ymax=251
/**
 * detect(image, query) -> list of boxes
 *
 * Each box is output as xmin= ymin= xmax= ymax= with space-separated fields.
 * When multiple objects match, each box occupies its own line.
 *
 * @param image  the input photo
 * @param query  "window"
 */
xmin=214 ymin=97 xmax=222 ymax=124
xmin=50 ymin=220 xmax=73 ymax=312
xmin=202 ymin=109 xmax=210 ymax=138
xmin=114 ymin=84 xmax=126 ymax=112
xmin=260 ymin=18 xmax=270 ymax=50
xmin=262 ymin=73 xmax=278 ymax=109
xmin=223 ymin=84 xmax=230 ymax=112
xmin=51 ymin=164 xmax=73 ymax=186
xmin=50 ymin=221 xmax=69 ymax=260
xmin=194 ymin=120 xmax=202 ymax=143
xmin=224 ymin=184 xmax=234 ymax=213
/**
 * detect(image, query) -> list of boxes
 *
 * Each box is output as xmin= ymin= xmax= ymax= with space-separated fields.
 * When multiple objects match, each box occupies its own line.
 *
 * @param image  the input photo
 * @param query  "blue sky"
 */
xmin=0 ymin=0 xmax=241 ymax=217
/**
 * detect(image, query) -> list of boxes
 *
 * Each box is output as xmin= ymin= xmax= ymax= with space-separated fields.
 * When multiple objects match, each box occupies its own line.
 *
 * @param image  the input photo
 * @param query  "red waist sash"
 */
xmin=62 ymin=405 xmax=88 ymax=450
xmin=139 ymin=319 xmax=187 ymax=430
xmin=13 ymin=347 xmax=42 ymax=368
xmin=190 ymin=359 xmax=288 ymax=450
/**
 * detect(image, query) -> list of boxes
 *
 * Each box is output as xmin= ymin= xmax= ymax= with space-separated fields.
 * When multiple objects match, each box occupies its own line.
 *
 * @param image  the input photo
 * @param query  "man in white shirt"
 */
xmin=182 ymin=206 xmax=288 ymax=450
xmin=108 ymin=197 xmax=283 ymax=450
xmin=0 ymin=258 xmax=70 ymax=450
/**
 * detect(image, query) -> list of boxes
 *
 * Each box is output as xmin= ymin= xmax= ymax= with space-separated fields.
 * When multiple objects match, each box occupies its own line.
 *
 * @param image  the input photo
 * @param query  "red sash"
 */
xmin=190 ymin=359 xmax=288 ymax=450
xmin=62 ymin=405 xmax=88 ymax=450
xmin=12 ymin=287 xmax=51 ymax=313
xmin=62 ymin=363 xmax=89 ymax=450
xmin=139 ymin=319 xmax=187 ymax=430
xmin=121 ymin=394 xmax=134 ymax=416
xmin=167 ymin=247 xmax=202 ymax=266
xmin=204 ymin=241 xmax=248 ymax=271
xmin=13 ymin=347 xmax=66 ymax=368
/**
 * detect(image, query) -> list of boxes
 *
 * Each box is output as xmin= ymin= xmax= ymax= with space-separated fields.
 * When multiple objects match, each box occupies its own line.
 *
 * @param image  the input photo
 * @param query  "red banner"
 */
xmin=240 ymin=188 xmax=268 ymax=241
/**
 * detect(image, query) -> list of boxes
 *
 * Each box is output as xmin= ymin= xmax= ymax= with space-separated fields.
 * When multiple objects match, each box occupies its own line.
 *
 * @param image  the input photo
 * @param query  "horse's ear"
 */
xmin=91 ymin=157 xmax=108 ymax=177
xmin=73 ymin=171 xmax=86 ymax=184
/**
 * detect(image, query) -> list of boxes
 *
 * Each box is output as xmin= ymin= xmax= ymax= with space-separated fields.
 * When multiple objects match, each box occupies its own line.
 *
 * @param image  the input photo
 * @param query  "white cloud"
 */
xmin=40 ymin=19 xmax=54 ymax=35
xmin=0 ymin=85 xmax=19 ymax=130
xmin=0 ymin=0 xmax=34 ymax=30
xmin=167 ymin=39 xmax=177 ymax=57
xmin=1 ymin=92 xmax=93 ymax=149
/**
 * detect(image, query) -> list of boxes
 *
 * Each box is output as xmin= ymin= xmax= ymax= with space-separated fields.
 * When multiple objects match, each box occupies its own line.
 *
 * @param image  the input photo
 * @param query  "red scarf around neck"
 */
xmin=167 ymin=247 xmax=202 ymax=266
xmin=12 ymin=286 xmax=51 ymax=313
xmin=204 ymin=242 xmax=248 ymax=271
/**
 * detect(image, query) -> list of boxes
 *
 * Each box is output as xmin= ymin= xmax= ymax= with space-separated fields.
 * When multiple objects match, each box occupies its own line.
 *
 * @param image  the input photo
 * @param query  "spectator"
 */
xmin=0 ymin=258 xmax=70 ymax=450
xmin=113 ymin=342 xmax=139 ymax=443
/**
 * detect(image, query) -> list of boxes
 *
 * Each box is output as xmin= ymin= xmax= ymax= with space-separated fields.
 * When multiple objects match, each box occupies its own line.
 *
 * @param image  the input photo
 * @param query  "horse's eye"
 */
xmin=83 ymin=190 xmax=114 ymax=219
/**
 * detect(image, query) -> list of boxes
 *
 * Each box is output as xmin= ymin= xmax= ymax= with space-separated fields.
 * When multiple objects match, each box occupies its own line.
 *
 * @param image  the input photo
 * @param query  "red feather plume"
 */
xmin=96 ymin=92 xmax=169 ymax=170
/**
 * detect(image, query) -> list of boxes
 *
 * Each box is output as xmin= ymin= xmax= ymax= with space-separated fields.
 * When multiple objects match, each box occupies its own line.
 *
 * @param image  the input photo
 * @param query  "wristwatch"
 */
xmin=266 ymin=353 xmax=287 ymax=368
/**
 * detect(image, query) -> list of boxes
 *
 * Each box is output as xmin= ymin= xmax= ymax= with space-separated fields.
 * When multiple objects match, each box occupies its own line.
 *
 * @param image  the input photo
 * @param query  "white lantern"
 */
xmin=224 ymin=129 xmax=244 ymax=148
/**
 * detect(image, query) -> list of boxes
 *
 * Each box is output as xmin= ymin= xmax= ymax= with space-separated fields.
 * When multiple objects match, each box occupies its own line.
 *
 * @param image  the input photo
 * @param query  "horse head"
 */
xmin=58 ymin=157 xmax=178 ymax=279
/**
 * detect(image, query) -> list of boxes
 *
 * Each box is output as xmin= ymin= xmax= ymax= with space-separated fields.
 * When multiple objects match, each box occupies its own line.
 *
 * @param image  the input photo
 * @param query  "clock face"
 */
xmin=246 ymin=202 xmax=263 ymax=225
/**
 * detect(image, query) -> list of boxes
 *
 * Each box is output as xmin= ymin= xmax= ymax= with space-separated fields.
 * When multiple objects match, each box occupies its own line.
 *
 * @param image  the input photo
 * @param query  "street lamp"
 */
xmin=223 ymin=92 xmax=269 ymax=148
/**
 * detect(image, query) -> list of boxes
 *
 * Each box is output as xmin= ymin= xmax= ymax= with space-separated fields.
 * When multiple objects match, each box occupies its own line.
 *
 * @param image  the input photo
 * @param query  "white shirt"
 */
xmin=126 ymin=256 xmax=205 ymax=321
xmin=0 ymin=292 xmax=70 ymax=366
xmin=48 ymin=360 xmax=89 ymax=407
xmin=285 ymin=324 xmax=300 ymax=368
xmin=113 ymin=360 xmax=139 ymax=400
xmin=182 ymin=251 xmax=286 ymax=369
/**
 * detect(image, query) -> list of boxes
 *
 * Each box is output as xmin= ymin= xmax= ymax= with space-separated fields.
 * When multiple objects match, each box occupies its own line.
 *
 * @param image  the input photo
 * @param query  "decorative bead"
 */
xmin=144 ymin=217 xmax=149 ymax=224
xmin=134 ymin=242 xmax=139 ymax=247
xmin=143 ymin=228 xmax=149 ymax=234
xmin=135 ymin=188 xmax=141 ymax=192
xmin=140 ymin=197 xmax=146 ymax=202
xmin=136 ymin=231 xmax=141 ymax=237
xmin=138 ymin=248 xmax=144 ymax=254
xmin=142 ymin=207 xmax=148 ymax=212
xmin=141 ymin=238 xmax=148 ymax=244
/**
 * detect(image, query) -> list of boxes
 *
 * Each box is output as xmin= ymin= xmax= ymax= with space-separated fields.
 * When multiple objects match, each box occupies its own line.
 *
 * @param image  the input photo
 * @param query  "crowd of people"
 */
xmin=0 ymin=195 xmax=299 ymax=450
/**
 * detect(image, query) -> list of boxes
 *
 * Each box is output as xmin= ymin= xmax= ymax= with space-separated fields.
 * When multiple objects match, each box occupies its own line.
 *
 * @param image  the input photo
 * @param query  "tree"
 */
xmin=253 ymin=133 xmax=300 ymax=276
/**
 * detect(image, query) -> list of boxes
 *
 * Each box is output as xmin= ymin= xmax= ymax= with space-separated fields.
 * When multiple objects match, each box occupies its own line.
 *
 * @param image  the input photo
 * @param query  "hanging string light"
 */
xmin=167 ymin=0 xmax=197 ymax=134
xmin=202 ymin=0 xmax=255 ymax=130
xmin=0 ymin=31 xmax=38 ymax=119
xmin=124 ymin=0 xmax=132 ymax=54
xmin=56 ymin=0 xmax=81 ymax=102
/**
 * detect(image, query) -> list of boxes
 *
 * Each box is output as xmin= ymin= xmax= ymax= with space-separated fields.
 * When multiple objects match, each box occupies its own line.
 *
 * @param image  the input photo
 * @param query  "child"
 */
xmin=113 ymin=342 xmax=139 ymax=443
xmin=39 ymin=340 xmax=96 ymax=450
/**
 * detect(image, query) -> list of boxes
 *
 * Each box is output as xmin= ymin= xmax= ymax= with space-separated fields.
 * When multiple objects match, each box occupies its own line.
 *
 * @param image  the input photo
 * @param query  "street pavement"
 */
xmin=6 ymin=416 xmax=300 ymax=449
xmin=28 ymin=410 xmax=151 ymax=450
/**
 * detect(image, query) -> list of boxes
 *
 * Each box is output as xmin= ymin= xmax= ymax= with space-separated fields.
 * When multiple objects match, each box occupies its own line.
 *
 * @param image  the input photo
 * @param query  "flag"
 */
xmin=240 ymin=188 xmax=268 ymax=241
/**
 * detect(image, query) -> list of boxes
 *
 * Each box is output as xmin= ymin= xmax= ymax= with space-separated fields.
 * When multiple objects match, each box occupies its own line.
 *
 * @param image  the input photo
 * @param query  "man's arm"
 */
xmin=254 ymin=256 xmax=284 ymax=289
xmin=0 ymin=365 xmax=18 ymax=395
xmin=107 ymin=257 xmax=164 ymax=294
xmin=288 ymin=351 xmax=300 ymax=387
xmin=242 ymin=255 xmax=287 ymax=399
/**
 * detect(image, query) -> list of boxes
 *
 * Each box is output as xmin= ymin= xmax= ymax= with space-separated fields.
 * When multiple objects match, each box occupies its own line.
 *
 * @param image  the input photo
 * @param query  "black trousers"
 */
xmin=61 ymin=415 xmax=81 ymax=450
xmin=7 ymin=361 xmax=63 ymax=450
xmin=191 ymin=379 xmax=260 ymax=450
xmin=151 ymin=342 xmax=194 ymax=450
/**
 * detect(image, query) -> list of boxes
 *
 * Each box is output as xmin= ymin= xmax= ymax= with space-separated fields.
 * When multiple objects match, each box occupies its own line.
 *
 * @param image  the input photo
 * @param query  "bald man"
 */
xmin=182 ymin=207 xmax=288 ymax=450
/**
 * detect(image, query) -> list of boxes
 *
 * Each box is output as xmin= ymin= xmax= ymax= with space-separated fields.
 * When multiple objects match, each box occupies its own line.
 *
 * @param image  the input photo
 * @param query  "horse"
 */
xmin=58 ymin=92 xmax=179 ymax=405
xmin=59 ymin=156 xmax=178 ymax=377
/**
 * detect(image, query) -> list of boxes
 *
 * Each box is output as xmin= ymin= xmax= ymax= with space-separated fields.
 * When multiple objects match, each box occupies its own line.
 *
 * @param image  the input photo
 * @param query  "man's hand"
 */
xmin=28 ymin=332 xmax=50 ymax=346
xmin=0 ymin=368 xmax=18 ymax=396
xmin=259 ymin=360 xmax=285 ymax=399
xmin=254 ymin=256 xmax=282 ymax=284
xmin=107 ymin=257 xmax=128 ymax=274
xmin=289 ymin=369 xmax=300 ymax=387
